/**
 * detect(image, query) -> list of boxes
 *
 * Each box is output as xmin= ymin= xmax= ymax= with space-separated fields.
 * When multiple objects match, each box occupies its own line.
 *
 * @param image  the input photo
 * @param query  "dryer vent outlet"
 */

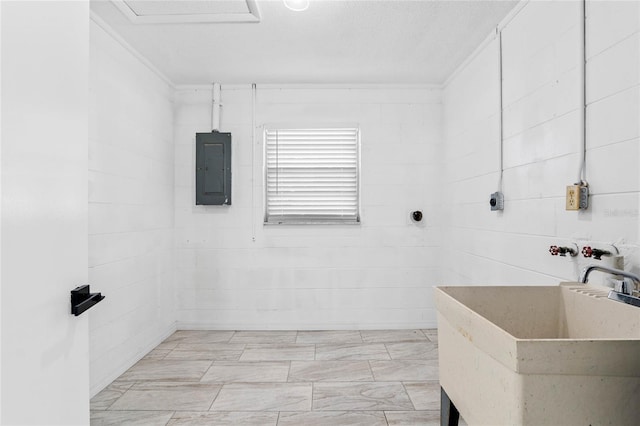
xmin=490 ymin=192 xmax=504 ymax=211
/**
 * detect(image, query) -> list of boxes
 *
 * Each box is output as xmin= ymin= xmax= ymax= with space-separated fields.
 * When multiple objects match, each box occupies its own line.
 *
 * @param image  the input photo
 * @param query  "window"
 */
xmin=264 ymin=127 xmax=360 ymax=224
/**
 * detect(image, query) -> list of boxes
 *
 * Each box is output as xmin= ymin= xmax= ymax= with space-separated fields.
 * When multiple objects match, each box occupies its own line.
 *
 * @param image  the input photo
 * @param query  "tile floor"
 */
xmin=91 ymin=329 xmax=465 ymax=426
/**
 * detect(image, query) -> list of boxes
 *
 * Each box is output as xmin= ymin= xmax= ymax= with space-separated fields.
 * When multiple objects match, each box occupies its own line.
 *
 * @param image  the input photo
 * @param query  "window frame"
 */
xmin=263 ymin=124 xmax=361 ymax=225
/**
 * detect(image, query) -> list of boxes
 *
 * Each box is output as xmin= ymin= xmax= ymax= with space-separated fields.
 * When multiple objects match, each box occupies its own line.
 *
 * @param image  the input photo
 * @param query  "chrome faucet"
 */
xmin=580 ymin=264 xmax=640 ymax=307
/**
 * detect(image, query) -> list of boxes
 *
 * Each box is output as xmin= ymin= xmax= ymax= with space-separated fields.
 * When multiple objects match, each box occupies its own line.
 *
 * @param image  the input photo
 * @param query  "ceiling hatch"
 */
xmin=112 ymin=0 xmax=261 ymax=24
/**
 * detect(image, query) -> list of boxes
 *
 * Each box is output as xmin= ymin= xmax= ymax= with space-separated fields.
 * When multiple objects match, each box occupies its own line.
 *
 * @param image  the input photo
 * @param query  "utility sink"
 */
xmin=435 ymin=283 xmax=640 ymax=425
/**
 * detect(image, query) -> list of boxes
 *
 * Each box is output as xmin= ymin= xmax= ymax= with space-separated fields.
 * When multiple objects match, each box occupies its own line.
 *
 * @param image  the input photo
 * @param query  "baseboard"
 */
xmin=89 ymin=322 xmax=177 ymax=398
xmin=175 ymin=321 xmax=438 ymax=331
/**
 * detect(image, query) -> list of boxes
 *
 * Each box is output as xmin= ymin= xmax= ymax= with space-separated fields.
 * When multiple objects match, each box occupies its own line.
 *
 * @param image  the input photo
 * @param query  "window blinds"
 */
xmin=265 ymin=128 xmax=360 ymax=224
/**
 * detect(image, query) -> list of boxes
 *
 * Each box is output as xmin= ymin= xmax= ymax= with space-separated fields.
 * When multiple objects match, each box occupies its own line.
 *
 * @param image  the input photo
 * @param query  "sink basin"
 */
xmin=435 ymin=283 xmax=640 ymax=425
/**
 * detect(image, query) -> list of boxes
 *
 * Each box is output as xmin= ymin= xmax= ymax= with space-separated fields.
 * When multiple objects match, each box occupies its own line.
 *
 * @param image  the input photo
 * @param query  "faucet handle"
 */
xmin=582 ymin=246 xmax=611 ymax=260
xmin=592 ymin=249 xmax=611 ymax=260
xmin=550 ymin=245 xmax=577 ymax=257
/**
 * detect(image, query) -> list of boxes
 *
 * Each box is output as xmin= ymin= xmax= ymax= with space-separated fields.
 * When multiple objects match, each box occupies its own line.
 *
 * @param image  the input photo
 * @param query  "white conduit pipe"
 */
xmin=212 ymin=82 xmax=221 ymax=132
xmin=498 ymin=28 xmax=504 ymax=193
xmin=251 ymin=83 xmax=256 ymax=242
xmin=577 ymin=0 xmax=587 ymax=185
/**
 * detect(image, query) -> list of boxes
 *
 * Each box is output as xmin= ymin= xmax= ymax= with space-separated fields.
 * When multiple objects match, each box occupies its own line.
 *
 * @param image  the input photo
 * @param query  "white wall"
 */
xmin=174 ymin=86 xmax=442 ymax=329
xmin=88 ymin=19 xmax=176 ymax=396
xmin=442 ymin=0 xmax=639 ymax=286
xmin=87 ymin=0 xmax=639 ymax=398
xmin=2 ymin=2 xmax=90 ymax=423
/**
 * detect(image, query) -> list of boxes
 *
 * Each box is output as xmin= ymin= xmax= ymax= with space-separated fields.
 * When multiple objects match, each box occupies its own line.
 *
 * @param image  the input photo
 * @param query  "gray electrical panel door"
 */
xmin=196 ymin=131 xmax=231 ymax=205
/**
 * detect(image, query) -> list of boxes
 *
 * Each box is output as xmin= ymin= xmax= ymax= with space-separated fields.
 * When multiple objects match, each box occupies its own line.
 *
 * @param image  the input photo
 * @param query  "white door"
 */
xmin=1 ymin=1 xmax=91 ymax=424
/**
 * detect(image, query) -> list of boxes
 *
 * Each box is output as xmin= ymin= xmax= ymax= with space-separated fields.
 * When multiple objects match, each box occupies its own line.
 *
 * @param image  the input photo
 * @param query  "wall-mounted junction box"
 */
xmin=490 ymin=192 xmax=504 ymax=211
xmin=566 ymin=184 xmax=588 ymax=210
xmin=196 ymin=131 xmax=231 ymax=205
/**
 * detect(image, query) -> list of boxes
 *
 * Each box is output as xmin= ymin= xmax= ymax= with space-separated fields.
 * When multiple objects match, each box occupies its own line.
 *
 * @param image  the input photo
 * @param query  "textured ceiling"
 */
xmin=90 ymin=0 xmax=518 ymax=85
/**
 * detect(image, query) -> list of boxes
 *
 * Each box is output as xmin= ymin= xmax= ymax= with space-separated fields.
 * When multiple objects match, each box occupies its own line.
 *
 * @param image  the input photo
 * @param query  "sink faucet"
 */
xmin=580 ymin=264 xmax=640 ymax=298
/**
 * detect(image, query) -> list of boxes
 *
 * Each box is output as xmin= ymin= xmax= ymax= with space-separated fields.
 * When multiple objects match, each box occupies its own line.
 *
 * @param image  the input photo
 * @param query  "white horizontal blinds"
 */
xmin=265 ymin=128 xmax=359 ymax=224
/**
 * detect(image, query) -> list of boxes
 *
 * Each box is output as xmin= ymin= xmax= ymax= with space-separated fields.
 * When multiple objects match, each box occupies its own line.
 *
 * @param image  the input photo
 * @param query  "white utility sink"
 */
xmin=435 ymin=283 xmax=640 ymax=425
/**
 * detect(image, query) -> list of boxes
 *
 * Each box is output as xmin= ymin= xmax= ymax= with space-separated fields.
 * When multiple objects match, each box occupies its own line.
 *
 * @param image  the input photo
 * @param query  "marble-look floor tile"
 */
xmin=211 ymin=383 xmax=312 ymax=411
xmin=167 ymin=411 xmax=278 ymax=425
xmin=90 ymin=382 xmax=134 ymax=410
xmin=92 ymin=330 xmax=447 ymax=425
xmin=109 ymin=382 xmax=221 ymax=411
xmin=200 ymin=361 xmax=290 ymax=383
xmin=403 ymin=381 xmax=440 ymax=410
xmin=313 ymin=382 xmax=414 ymax=411
xmin=278 ymin=410 xmax=387 ymax=426
xmin=289 ymin=361 xmax=373 ymax=382
xmin=118 ymin=359 xmax=212 ymax=382
xmin=172 ymin=342 xmax=246 ymax=351
xmin=164 ymin=331 xmax=234 ymax=345
xmin=296 ymin=330 xmax=363 ymax=344
xmin=163 ymin=350 xmax=241 ymax=362
xmin=361 ymin=330 xmax=428 ymax=343
xmin=385 ymin=342 xmax=438 ymax=360
xmin=164 ymin=346 xmax=244 ymax=362
xmin=315 ymin=343 xmax=390 ymax=361
xmin=422 ymin=329 xmax=438 ymax=343
xmin=155 ymin=341 xmax=180 ymax=351
xmin=239 ymin=344 xmax=315 ymax=361
xmin=143 ymin=349 xmax=172 ymax=360
xmin=229 ymin=331 xmax=297 ymax=344
xmin=384 ymin=410 xmax=440 ymax=426
xmin=369 ymin=359 xmax=438 ymax=381
xmin=90 ymin=410 xmax=174 ymax=426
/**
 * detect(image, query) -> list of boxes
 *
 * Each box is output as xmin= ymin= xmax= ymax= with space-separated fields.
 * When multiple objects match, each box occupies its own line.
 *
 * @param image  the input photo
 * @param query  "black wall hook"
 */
xmin=71 ymin=285 xmax=105 ymax=316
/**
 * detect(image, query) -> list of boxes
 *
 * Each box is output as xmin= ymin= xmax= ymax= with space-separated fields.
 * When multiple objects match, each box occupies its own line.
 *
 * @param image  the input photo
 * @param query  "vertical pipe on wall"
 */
xmin=577 ymin=0 xmax=587 ymax=185
xmin=251 ymin=83 xmax=256 ymax=242
xmin=497 ymin=28 xmax=504 ymax=193
xmin=0 ymin=2 xmax=3 ymax=419
xmin=212 ymin=82 xmax=221 ymax=132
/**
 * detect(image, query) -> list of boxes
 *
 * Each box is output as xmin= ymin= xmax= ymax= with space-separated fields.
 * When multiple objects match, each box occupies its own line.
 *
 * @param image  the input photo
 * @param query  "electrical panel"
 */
xmin=196 ymin=131 xmax=231 ymax=205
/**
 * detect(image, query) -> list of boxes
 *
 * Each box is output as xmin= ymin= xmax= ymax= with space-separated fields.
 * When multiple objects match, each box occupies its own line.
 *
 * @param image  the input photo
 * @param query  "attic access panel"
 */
xmin=112 ymin=0 xmax=261 ymax=24
xmin=196 ymin=132 xmax=231 ymax=206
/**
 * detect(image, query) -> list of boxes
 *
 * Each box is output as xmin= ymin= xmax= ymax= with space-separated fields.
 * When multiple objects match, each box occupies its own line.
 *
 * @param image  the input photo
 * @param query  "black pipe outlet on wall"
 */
xmin=412 ymin=211 xmax=423 ymax=222
xmin=71 ymin=285 xmax=105 ymax=316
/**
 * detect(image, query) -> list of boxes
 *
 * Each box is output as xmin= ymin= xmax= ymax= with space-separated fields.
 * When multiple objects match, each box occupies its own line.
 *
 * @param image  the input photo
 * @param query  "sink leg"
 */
xmin=441 ymin=387 xmax=460 ymax=426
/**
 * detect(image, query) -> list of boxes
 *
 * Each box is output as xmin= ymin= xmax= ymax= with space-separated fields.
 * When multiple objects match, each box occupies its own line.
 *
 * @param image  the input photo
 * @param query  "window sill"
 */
xmin=263 ymin=221 xmax=361 ymax=226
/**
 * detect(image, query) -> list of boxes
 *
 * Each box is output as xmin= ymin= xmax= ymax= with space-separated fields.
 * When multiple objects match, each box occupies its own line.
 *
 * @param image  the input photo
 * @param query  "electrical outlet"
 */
xmin=566 ymin=184 xmax=588 ymax=210
xmin=566 ymin=185 xmax=579 ymax=210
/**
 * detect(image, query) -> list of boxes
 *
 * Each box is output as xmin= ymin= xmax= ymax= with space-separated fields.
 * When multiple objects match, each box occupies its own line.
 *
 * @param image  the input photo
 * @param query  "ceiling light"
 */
xmin=283 ymin=0 xmax=309 ymax=12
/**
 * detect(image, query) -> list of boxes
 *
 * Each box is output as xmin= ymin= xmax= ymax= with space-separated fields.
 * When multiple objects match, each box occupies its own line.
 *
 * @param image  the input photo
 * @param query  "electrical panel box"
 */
xmin=566 ymin=184 xmax=588 ymax=210
xmin=196 ymin=131 xmax=231 ymax=205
